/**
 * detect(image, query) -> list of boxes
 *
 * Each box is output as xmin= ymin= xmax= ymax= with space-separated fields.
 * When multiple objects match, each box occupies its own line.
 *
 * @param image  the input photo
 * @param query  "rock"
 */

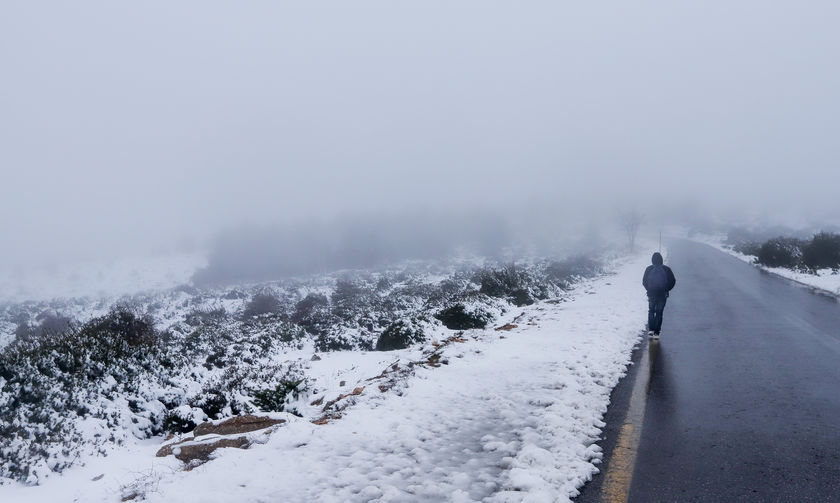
xmin=320 ymin=386 xmax=365 ymax=412
xmin=157 ymin=436 xmax=250 ymax=464
xmin=311 ymin=354 xmax=322 ymax=361
xmin=156 ymin=414 xmax=286 ymax=464
xmin=495 ymin=323 xmax=517 ymax=331
xmin=193 ymin=414 xmax=285 ymax=437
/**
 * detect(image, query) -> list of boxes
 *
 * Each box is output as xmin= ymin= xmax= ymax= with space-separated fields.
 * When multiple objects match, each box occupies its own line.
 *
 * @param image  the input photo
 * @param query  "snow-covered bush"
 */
xmin=475 ymin=264 xmax=536 ymax=306
xmin=434 ymin=303 xmax=493 ymax=330
xmin=375 ymin=318 xmax=428 ymax=351
xmin=13 ymin=310 xmax=76 ymax=344
xmin=250 ymin=378 xmax=307 ymax=414
xmin=802 ymin=232 xmax=840 ymax=271
xmin=732 ymin=241 xmax=761 ymax=257
xmin=162 ymin=406 xmax=207 ymax=434
xmin=184 ymin=307 xmax=226 ymax=327
xmin=545 ymin=256 xmax=602 ymax=287
xmin=0 ymin=306 xmax=165 ymax=483
xmin=756 ymin=237 xmax=805 ymax=269
xmin=291 ymin=293 xmax=334 ymax=336
xmin=242 ymin=291 xmax=283 ymax=318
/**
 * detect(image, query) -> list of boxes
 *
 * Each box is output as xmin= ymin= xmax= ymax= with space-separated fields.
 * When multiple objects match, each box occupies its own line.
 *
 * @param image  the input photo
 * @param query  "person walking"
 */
xmin=642 ymin=252 xmax=676 ymax=338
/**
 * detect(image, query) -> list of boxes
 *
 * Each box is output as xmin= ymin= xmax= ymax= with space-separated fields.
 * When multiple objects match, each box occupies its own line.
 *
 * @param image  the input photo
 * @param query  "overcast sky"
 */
xmin=2 ymin=1 xmax=839 ymax=267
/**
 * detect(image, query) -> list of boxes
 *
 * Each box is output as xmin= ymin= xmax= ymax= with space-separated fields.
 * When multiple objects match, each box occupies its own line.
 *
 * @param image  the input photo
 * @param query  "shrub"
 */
xmin=292 ymin=293 xmax=334 ymax=336
xmin=435 ymin=304 xmax=492 ymax=330
xmin=313 ymin=330 xmax=355 ymax=352
xmin=0 ymin=306 xmax=164 ymax=483
xmin=162 ymin=406 xmax=205 ymax=434
xmin=14 ymin=311 xmax=76 ymax=344
xmin=86 ymin=306 xmax=158 ymax=348
xmin=545 ymin=256 xmax=601 ymax=287
xmin=189 ymin=388 xmax=229 ymax=419
xmin=802 ymin=232 xmax=840 ymax=271
xmin=756 ymin=237 xmax=805 ymax=269
xmin=251 ymin=379 xmax=306 ymax=412
xmin=733 ymin=241 xmax=761 ymax=257
xmin=222 ymin=289 xmax=247 ymax=300
xmin=375 ymin=319 xmax=425 ymax=351
xmin=331 ymin=279 xmax=377 ymax=321
xmin=476 ymin=264 xmax=523 ymax=298
xmin=725 ymin=227 xmax=756 ymax=247
xmin=185 ymin=307 xmax=226 ymax=327
xmin=475 ymin=264 xmax=539 ymax=306
xmin=72 ymin=307 xmax=159 ymax=363
xmin=243 ymin=291 xmax=282 ymax=318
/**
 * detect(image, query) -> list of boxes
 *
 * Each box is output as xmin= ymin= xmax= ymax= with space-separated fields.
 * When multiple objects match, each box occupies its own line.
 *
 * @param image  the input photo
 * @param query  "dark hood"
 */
xmin=651 ymin=252 xmax=663 ymax=265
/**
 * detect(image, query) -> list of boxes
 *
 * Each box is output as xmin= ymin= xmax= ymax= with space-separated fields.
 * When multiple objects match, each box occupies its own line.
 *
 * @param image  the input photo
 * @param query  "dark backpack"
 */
xmin=648 ymin=265 xmax=668 ymax=291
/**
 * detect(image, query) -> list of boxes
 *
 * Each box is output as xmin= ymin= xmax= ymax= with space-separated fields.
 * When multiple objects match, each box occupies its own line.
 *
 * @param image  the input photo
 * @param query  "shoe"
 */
xmin=652 ymin=332 xmax=660 ymax=339
xmin=647 ymin=330 xmax=654 ymax=337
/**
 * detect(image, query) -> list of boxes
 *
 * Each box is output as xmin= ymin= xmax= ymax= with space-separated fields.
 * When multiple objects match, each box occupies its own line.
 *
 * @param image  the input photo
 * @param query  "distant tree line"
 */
xmin=727 ymin=229 xmax=840 ymax=272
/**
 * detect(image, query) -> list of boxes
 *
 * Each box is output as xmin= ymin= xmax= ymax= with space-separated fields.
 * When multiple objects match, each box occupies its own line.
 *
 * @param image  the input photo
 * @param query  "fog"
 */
xmin=2 ymin=1 xmax=839 ymax=281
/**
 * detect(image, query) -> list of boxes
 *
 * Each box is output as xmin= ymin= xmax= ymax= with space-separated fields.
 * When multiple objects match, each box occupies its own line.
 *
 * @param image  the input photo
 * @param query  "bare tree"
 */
xmin=620 ymin=209 xmax=643 ymax=252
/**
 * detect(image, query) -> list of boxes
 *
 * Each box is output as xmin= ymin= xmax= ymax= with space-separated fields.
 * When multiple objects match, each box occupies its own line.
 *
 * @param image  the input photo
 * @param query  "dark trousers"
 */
xmin=648 ymin=294 xmax=667 ymax=334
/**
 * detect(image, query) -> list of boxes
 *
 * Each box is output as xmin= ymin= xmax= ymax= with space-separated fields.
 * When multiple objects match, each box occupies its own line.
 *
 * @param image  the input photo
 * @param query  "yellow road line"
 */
xmin=600 ymin=338 xmax=655 ymax=503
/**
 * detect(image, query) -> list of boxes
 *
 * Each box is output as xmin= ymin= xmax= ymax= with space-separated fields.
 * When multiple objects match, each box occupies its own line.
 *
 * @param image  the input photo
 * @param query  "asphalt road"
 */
xmin=577 ymin=239 xmax=840 ymax=503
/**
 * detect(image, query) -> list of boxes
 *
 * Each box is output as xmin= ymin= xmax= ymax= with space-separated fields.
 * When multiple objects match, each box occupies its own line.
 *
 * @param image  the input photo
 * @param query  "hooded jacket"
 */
xmin=642 ymin=252 xmax=676 ymax=296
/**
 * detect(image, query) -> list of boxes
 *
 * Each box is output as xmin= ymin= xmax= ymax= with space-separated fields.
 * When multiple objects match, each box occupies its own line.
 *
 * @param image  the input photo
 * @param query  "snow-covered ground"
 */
xmin=0 ymin=251 xmax=650 ymax=502
xmin=698 ymin=236 xmax=840 ymax=297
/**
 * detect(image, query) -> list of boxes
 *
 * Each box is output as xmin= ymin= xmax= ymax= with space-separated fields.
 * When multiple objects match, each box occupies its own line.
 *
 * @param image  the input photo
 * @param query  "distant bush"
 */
xmin=725 ymin=227 xmax=758 ymax=248
xmin=475 ymin=264 xmax=541 ymax=306
xmin=240 ymin=318 xmax=306 ymax=347
xmin=313 ymin=330 xmax=356 ymax=352
xmin=83 ymin=306 xmax=159 ymax=350
xmin=756 ymin=237 xmax=805 ymax=269
xmin=732 ymin=241 xmax=761 ymax=257
xmin=545 ymin=256 xmax=601 ymax=287
xmin=375 ymin=318 xmax=426 ymax=351
xmin=725 ymin=226 xmax=810 ymax=247
xmin=291 ymin=293 xmax=334 ymax=336
xmin=13 ymin=311 xmax=83 ymax=347
xmin=802 ymin=232 xmax=840 ymax=271
xmin=331 ymin=279 xmax=375 ymax=321
xmin=476 ymin=264 xmax=524 ymax=298
xmin=185 ymin=307 xmax=226 ymax=327
xmin=435 ymin=304 xmax=492 ymax=330
xmin=243 ymin=291 xmax=282 ymax=318
xmin=222 ymin=289 xmax=247 ymax=300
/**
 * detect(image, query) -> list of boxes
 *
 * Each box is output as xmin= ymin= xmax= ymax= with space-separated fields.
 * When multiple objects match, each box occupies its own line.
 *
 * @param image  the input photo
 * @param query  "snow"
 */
xmin=1 ymin=250 xmax=651 ymax=502
xmin=699 ymin=236 xmax=840 ymax=297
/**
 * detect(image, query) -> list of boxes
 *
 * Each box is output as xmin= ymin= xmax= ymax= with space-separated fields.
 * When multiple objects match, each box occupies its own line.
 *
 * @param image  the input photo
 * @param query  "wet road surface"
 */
xmin=577 ymin=240 xmax=840 ymax=503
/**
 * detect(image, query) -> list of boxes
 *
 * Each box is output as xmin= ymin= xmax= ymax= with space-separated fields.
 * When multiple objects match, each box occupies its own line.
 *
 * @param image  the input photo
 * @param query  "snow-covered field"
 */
xmin=699 ymin=236 xmax=840 ymax=297
xmin=0 ymin=251 xmax=650 ymax=503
